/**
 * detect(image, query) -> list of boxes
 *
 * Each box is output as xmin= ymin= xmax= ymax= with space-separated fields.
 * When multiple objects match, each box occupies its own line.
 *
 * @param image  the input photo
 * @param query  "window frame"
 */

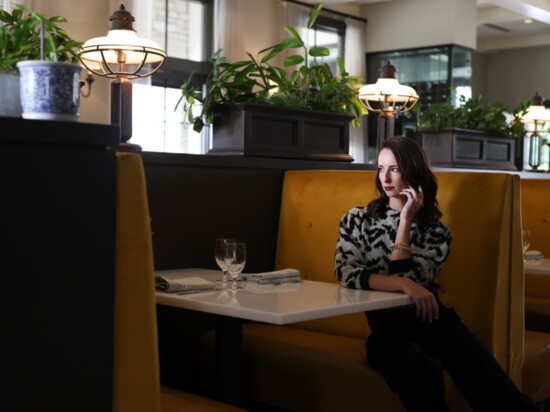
xmin=151 ymin=0 xmax=214 ymax=90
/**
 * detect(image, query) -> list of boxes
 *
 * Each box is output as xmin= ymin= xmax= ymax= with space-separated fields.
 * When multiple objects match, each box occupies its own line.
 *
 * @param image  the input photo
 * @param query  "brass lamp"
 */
xmin=358 ymin=61 xmax=418 ymax=151
xmin=80 ymin=4 xmax=166 ymax=150
xmin=522 ymin=92 xmax=550 ymax=171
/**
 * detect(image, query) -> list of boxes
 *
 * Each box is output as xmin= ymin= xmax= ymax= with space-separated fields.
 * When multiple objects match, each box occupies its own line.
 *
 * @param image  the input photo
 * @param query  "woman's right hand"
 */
xmin=401 ymin=278 xmax=439 ymax=322
xmin=399 ymin=185 xmax=424 ymax=222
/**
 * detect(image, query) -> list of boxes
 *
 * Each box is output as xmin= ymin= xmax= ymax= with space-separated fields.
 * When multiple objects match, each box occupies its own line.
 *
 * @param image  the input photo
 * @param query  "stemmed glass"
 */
xmin=226 ymin=242 xmax=246 ymax=289
xmin=522 ymin=229 xmax=531 ymax=259
xmin=215 ymin=238 xmax=235 ymax=283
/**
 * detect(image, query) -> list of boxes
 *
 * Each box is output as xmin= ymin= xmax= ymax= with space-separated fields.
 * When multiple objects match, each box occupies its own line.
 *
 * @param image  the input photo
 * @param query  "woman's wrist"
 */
xmin=391 ymin=242 xmax=411 ymax=252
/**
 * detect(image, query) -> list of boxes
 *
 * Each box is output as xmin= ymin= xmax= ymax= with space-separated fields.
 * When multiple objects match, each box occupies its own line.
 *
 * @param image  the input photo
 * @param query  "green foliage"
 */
xmin=176 ymin=2 xmax=368 ymax=133
xmin=417 ymin=94 xmax=530 ymax=139
xmin=0 ymin=4 xmax=82 ymax=73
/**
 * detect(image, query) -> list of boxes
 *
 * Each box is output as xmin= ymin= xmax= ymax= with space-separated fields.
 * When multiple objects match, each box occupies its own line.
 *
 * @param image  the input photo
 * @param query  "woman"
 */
xmin=334 ymin=137 xmax=538 ymax=412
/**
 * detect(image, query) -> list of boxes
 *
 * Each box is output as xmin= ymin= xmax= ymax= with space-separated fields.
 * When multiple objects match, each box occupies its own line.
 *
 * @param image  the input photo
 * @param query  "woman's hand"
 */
xmin=368 ymin=274 xmax=439 ymax=323
xmin=401 ymin=278 xmax=439 ymax=322
xmin=400 ymin=185 xmax=424 ymax=222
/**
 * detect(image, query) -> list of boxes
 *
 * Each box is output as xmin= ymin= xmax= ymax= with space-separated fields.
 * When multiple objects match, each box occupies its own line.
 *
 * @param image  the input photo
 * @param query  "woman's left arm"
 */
xmin=391 ymin=223 xmax=452 ymax=287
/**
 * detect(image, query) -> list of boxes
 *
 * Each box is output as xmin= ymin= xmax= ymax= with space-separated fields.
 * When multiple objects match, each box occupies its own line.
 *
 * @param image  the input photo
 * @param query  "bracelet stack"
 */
xmin=391 ymin=242 xmax=411 ymax=252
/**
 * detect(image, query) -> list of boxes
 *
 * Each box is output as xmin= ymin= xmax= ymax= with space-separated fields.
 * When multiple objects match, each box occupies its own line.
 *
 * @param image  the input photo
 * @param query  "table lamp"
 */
xmin=522 ymin=92 xmax=550 ymax=171
xmin=79 ymin=4 xmax=166 ymax=151
xmin=358 ymin=61 xmax=418 ymax=151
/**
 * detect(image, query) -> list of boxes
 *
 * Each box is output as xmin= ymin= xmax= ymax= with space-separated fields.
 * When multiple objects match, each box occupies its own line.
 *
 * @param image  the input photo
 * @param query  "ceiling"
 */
xmin=319 ymin=0 xmax=550 ymax=42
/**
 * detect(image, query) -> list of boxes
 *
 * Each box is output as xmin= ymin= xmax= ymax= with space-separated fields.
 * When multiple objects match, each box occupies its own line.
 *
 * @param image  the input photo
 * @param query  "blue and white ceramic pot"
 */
xmin=17 ymin=61 xmax=82 ymax=122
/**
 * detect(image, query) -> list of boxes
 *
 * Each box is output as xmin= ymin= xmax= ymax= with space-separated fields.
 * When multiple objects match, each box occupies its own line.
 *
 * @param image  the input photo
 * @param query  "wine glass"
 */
xmin=522 ymin=229 xmax=531 ymax=257
xmin=226 ymin=242 xmax=246 ymax=289
xmin=215 ymin=238 xmax=235 ymax=283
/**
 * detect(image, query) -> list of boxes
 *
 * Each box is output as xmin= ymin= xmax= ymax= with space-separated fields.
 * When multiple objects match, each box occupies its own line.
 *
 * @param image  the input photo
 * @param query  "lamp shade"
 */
xmin=522 ymin=93 xmax=550 ymax=123
xmin=79 ymin=4 xmax=167 ymax=147
xmin=522 ymin=92 xmax=550 ymax=171
xmin=358 ymin=61 xmax=418 ymax=114
xmin=80 ymin=5 xmax=166 ymax=79
xmin=522 ymin=92 xmax=550 ymax=133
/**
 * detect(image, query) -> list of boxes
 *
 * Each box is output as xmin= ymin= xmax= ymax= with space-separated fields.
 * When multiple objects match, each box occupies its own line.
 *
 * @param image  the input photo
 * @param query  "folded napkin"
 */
xmin=155 ymin=276 xmax=216 ymax=293
xmin=242 ymin=269 xmax=301 ymax=284
xmin=525 ymin=250 xmax=544 ymax=261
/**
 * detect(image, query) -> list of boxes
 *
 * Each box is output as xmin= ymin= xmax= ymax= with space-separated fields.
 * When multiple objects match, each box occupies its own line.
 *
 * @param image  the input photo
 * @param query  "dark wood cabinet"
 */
xmin=209 ymin=103 xmax=354 ymax=162
xmin=0 ymin=117 xmax=119 ymax=412
xmin=422 ymin=128 xmax=519 ymax=170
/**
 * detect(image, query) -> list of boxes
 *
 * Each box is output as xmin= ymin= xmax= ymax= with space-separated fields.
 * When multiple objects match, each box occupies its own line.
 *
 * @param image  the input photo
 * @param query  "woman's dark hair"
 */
xmin=367 ymin=136 xmax=443 ymax=228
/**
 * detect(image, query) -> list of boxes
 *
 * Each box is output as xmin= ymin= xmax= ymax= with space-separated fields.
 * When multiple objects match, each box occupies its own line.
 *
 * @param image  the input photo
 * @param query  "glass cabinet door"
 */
xmin=365 ymin=44 xmax=472 ymax=147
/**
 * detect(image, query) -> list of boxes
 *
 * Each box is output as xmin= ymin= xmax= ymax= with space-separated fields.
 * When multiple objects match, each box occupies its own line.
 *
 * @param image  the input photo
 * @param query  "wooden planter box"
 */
xmin=422 ymin=128 xmax=520 ymax=171
xmin=208 ymin=103 xmax=353 ymax=162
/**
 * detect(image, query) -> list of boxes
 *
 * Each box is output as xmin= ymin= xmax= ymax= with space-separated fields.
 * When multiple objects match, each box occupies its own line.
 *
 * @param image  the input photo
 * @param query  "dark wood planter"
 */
xmin=421 ymin=128 xmax=520 ymax=171
xmin=208 ymin=103 xmax=354 ymax=162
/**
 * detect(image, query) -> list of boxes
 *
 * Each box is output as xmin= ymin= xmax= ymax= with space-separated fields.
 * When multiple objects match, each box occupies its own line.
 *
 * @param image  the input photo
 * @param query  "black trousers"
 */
xmin=365 ymin=303 xmax=539 ymax=412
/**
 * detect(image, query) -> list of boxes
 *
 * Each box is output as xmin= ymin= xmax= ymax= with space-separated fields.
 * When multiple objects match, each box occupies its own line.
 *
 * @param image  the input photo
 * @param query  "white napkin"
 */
xmin=243 ymin=269 xmax=301 ymax=284
xmin=155 ymin=276 xmax=216 ymax=292
xmin=525 ymin=250 xmax=544 ymax=261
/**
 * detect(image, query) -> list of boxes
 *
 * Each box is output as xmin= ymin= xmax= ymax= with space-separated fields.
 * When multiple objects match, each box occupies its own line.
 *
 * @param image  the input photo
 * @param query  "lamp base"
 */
xmin=376 ymin=112 xmax=395 ymax=152
xmin=111 ymin=77 xmax=133 ymax=143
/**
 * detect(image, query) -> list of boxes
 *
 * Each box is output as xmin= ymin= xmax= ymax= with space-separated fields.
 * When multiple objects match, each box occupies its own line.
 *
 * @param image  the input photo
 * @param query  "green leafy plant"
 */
xmin=0 ymin=4 xmax=82 ymax=73
xmin=417 ymin=94 xmax=530 ymax=139
xmin=176 ymin=2 xmax=368 ymax=133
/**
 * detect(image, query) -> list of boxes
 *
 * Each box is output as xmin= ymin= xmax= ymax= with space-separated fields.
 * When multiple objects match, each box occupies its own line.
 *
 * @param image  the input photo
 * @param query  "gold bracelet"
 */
xmin=391 ymin=242 xmax=411 ymax=252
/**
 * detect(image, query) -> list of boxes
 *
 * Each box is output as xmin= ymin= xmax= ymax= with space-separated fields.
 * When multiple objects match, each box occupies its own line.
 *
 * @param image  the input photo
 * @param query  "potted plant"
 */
xmin=416 ymin=95 xmax=529 ymax=170
xmin=0 ymin=4 xmax=83 ymax=120
xmin=176 ymin=3 xmax=368 ymax=161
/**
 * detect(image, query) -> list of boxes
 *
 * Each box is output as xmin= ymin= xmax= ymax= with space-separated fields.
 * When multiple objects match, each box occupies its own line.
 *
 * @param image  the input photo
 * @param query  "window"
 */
xmin=131 ymin=1 xmax=347 ymax=155
xmin=306 ymin=16 xmax=345 ymax=76
xmin=131 ymin=0 xmax=213 ymax=154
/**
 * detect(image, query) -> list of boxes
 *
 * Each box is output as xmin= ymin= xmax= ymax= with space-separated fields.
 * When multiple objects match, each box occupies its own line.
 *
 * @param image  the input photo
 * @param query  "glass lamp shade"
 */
xmin=522 ymin=105 xmax=550 ymax=133
xmin=522 ymin=92 xmax=550 ymax=170
xmin=521 ymin=92 xmax=550 ymax=132
xmin=358 ymin=78 xmax=419 ymax=113
xmin=80 ymin=29 xmax=166 ymax=79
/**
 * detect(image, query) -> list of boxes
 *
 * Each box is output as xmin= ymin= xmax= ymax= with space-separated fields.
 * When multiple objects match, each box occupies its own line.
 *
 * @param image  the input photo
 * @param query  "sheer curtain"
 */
xmin=3 ymin=0 xmax=47 ymax=12
xmin=214 ymin=0 xmax=244 ymax=62
xmin=344 ymin=17 xmax=368 ymax=164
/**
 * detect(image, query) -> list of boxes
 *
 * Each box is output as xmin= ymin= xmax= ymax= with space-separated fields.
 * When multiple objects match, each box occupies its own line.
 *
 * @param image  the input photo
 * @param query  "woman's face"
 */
xmin=378 ymin=148 xmax=408 ymax=199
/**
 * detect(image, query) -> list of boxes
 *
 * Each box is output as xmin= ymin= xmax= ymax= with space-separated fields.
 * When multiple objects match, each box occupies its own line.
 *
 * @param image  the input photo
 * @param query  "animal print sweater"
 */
xmin=334 ymin=205 xmax=452 ymax=293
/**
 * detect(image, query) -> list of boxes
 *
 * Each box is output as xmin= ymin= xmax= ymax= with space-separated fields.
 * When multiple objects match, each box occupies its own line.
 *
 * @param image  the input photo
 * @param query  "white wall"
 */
xmin=360 ymin=0 xmax=477 ymax=52
xmin=47 ymin=0 xmax=112 ymax=124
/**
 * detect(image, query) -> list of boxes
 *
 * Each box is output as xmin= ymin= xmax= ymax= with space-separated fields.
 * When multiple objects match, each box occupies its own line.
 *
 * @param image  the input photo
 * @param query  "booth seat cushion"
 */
xmin=199 ymin=324 xmax=470 ymax=412
xmin=160 ymin=387 xmax=247 ymax=412
xmin=523 ymin=330 xmax=550 ymax=402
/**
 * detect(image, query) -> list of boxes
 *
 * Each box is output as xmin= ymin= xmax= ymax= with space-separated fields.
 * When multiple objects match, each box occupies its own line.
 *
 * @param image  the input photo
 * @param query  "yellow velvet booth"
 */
xmin=519 ymin=178 xmax=550 ymax=403
xmin=114 ymin=152 xmax=246 ymax=412
xmin=520 ymin=178 xmax=550 ymax=334
xmin=217 ymin=170 xmax=536 ymax=411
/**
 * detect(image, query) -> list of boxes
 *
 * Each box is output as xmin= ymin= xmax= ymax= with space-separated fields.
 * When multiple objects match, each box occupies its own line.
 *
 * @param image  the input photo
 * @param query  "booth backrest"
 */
xmin=114 ymin=152 xmax=161 ymax=412
xmin=520 ymin=179 xmax=550 ymax=257
xmin=520 ymin=178 xmax=550 ymax=332
xmin=274 ymin=170 xmax=524 ymax=386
